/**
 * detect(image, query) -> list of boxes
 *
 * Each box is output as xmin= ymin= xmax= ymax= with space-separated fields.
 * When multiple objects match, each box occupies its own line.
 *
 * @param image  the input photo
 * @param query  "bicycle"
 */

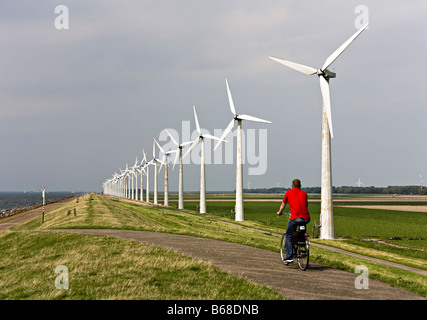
xmin=278 ymin=213 xmax=310 ymax=271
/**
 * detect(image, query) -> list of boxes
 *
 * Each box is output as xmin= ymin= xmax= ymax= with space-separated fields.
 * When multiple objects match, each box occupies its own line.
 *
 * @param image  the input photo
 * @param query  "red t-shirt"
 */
xmin=283 ymin=188 xmax=310 ymax=220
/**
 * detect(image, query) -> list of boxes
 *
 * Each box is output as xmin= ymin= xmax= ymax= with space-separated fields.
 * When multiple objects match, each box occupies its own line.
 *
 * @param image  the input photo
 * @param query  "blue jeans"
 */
xmin=285 ymin=218 xmax=310 ymax=259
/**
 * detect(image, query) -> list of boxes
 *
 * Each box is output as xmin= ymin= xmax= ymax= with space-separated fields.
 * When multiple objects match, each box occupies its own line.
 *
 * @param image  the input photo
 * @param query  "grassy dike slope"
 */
xmin=2 ymin=193 xmax=426 ymax=298
xmin=0 ymin=194 xmax=283 ymax=300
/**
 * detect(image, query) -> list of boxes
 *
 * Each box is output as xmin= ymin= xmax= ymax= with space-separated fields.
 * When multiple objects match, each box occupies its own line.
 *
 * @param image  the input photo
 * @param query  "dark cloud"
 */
xmin=0 ymin=0 xmax=426 ymax=191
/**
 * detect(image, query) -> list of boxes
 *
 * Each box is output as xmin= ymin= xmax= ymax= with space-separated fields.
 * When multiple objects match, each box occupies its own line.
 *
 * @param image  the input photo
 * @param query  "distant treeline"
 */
xmin=244 ymin=185 xmax=427 ymax=195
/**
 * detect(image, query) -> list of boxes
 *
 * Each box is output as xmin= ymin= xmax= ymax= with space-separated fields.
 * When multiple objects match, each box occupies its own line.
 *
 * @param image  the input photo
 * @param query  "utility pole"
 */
xmin=40 ymin=187 xmax=46 ymax=223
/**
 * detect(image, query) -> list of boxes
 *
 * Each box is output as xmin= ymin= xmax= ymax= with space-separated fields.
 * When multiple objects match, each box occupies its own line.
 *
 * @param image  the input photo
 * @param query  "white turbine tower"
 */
xmin=137 ymin=149 xmax=147 ymax=201
xmin=214 ymin=79 xmax=272 ymax=221
xmin=119 ymin=168 xmax=127 ymax=198
xmin=120 ymin=164 xmax=131 ymax=199
xmin=155 ymin=139 xmax=177 ymax=207
xmin=269 ymin=23 xmax=369 ymax=239
xmin=131 ymin=157 xmax=139 ymax=200
xmin=145 ymin=159 xmax=153 ymax=203
xmin=165 ymin=129 xmax=193 ymax=209
xmin=151 ymin=139 xmax=165 ymax=205
xmin=136 ymin=166 xmax=145 ymax=201
xmin=183 ymin=105 xmax=225 ymax=213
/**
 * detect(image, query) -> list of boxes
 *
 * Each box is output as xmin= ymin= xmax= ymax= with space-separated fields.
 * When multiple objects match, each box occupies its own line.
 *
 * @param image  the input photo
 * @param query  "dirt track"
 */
xmin=0 ymin=199 xmax=72 ymax=232
xmin=54 ymin=228 xmax=424 ymax=300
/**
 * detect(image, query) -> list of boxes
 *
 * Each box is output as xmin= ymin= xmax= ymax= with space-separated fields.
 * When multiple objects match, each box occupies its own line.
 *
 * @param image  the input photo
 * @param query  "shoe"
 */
xmin=284 ymin=257 xmax=293 ymax=264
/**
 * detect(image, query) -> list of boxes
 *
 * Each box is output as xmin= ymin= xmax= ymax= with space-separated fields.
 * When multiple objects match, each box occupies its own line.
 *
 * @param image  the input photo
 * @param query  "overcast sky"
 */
xmin=1 ymin=0 xmax=426 ymax=192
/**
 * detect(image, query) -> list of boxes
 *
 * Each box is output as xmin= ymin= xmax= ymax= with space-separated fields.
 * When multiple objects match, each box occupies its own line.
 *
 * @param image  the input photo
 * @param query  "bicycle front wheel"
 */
xmin=296 ymin=243 xmax=309 ymax=271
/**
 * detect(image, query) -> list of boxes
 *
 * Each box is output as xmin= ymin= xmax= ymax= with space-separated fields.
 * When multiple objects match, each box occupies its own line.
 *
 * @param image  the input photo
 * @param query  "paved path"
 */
xmin=0 ymin=199 xmax=72 ymax=232
xmin=53 ymin=229 xmax=424 ymax=300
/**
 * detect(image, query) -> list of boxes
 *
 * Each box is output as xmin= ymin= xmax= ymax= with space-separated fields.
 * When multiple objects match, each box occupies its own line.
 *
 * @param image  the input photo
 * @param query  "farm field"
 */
xmin=168 ymin=193 xmax=427 ymax=272
xmin=169 ymin=196 xmax=427 ymax=241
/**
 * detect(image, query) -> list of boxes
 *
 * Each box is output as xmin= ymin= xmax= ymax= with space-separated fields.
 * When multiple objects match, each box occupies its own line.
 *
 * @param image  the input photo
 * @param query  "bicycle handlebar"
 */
xmin=277 ymin=212 xmax=290 ymax=218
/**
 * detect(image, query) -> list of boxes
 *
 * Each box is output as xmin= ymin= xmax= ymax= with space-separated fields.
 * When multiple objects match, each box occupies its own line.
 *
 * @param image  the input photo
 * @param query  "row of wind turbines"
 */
xmin=103 ymin=22 xmax=369 ymax=239
xmin=102 ymin=79 xmax=272 ymax=221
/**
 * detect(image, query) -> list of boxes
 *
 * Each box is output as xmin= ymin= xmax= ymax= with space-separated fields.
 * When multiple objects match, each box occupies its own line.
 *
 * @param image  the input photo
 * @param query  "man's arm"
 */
xmin=305 ymin=192 xmax=309 ymax=209
xmin=277 ymin=201 xmax=286 ymax=216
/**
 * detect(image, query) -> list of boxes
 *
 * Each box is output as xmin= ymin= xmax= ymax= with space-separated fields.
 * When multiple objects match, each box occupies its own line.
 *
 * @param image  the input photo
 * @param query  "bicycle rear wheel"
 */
xmin=280 ymin=233 xmax=291 ymax=265
xmin=296 ymin=242 xmax=309 ymax=271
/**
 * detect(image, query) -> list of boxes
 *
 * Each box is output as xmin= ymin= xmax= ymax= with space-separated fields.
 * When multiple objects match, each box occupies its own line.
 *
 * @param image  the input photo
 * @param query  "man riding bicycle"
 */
xmin=277 ymin=179 xmax=310 ymax=263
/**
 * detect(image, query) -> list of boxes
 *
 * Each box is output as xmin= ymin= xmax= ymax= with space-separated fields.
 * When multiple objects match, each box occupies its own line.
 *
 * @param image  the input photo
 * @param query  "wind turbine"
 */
xmin=131 ymin=157 xmax=139 ymax=200
xmin=269 ymin=23 xmax=369 ymax=239
xmin=155 ymin=139 xmax=177 ymax=207
xmin=138 ymin=149 xmax=147 ymax=201
xmin=183 ymin=105 xmax=226 ymax=213
xmin=151 ymin=139 xmax=165 ymax=205
xmin=118 ymin=169 xmax=127 ymax=198
xmin=145 ymin=159 xmax=153 ymax=203
xmin=355 ymin=178 xmax=364 ymax=187
xmin=165 ymin=129 xmax=193 ymax=209
xmin=214 ymin=79 xmax=272 ymax=221
xmin=120 ymin=164 xmax=131 ymax=199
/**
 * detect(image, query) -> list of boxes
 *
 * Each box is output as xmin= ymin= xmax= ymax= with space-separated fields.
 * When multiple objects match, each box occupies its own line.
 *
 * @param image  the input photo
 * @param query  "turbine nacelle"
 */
xmin=318 ymin=69 xmax=336 ymax=79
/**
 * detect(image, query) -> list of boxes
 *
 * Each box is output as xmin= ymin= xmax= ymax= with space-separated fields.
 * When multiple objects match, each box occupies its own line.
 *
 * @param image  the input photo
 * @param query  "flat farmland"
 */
xmin=168 ymin=193 xmax=427 ymax=242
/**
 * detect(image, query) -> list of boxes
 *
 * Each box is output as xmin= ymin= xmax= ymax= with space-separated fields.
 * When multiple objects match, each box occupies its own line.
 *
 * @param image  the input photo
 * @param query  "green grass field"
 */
xmin=172 ymin=197 xmax=427 ymax=268
xmin=2 ymin=193 xmax=426 ymax=298
xmin=171 ymin=198 xmax=427 ymax=243
xmin=0 ymin=231 xmax=282 ymax=300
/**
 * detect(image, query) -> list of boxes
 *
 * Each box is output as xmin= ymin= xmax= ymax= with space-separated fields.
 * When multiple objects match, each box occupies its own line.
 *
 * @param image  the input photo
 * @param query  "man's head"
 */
xmin=292 ymin=179 xmax=301 ymax=188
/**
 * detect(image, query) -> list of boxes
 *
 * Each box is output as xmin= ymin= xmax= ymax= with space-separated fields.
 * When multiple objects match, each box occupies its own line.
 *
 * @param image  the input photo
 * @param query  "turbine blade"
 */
xmin=172 ymin=149 xmax=180 ymax=170
xmin=154 ymin=138 xmax=165 ymax=154
xmin=182 ymin=138 xmax=199 ymax=159
xmin=202 ymin=133 xmax=227 ymax=142
xmin=142 ymin=148 xmax=147 ymax=163
xmin=321 ymin=23 xmax=369 ymax=71
xmin=268 ymin=56 xmax=317 ymax=75
xmin=180 ymin=140 xmax=193 ymax=147
xmin=193 ymin=105 xmax=201 ymax=134
xmin=225 ymin=79 xmax=237 ymax=115
xmin=238 ymin=114 xmax=272 ymax=124
xmin=319 ymin=76 xmax=334 ymax=138
xmin=165 ymin=129 xmax=179 ymax=146
xmin=214 ymin=118 xmax=235 ymax=151
xmin=158 ymin=155 xmax=166 ymax=173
